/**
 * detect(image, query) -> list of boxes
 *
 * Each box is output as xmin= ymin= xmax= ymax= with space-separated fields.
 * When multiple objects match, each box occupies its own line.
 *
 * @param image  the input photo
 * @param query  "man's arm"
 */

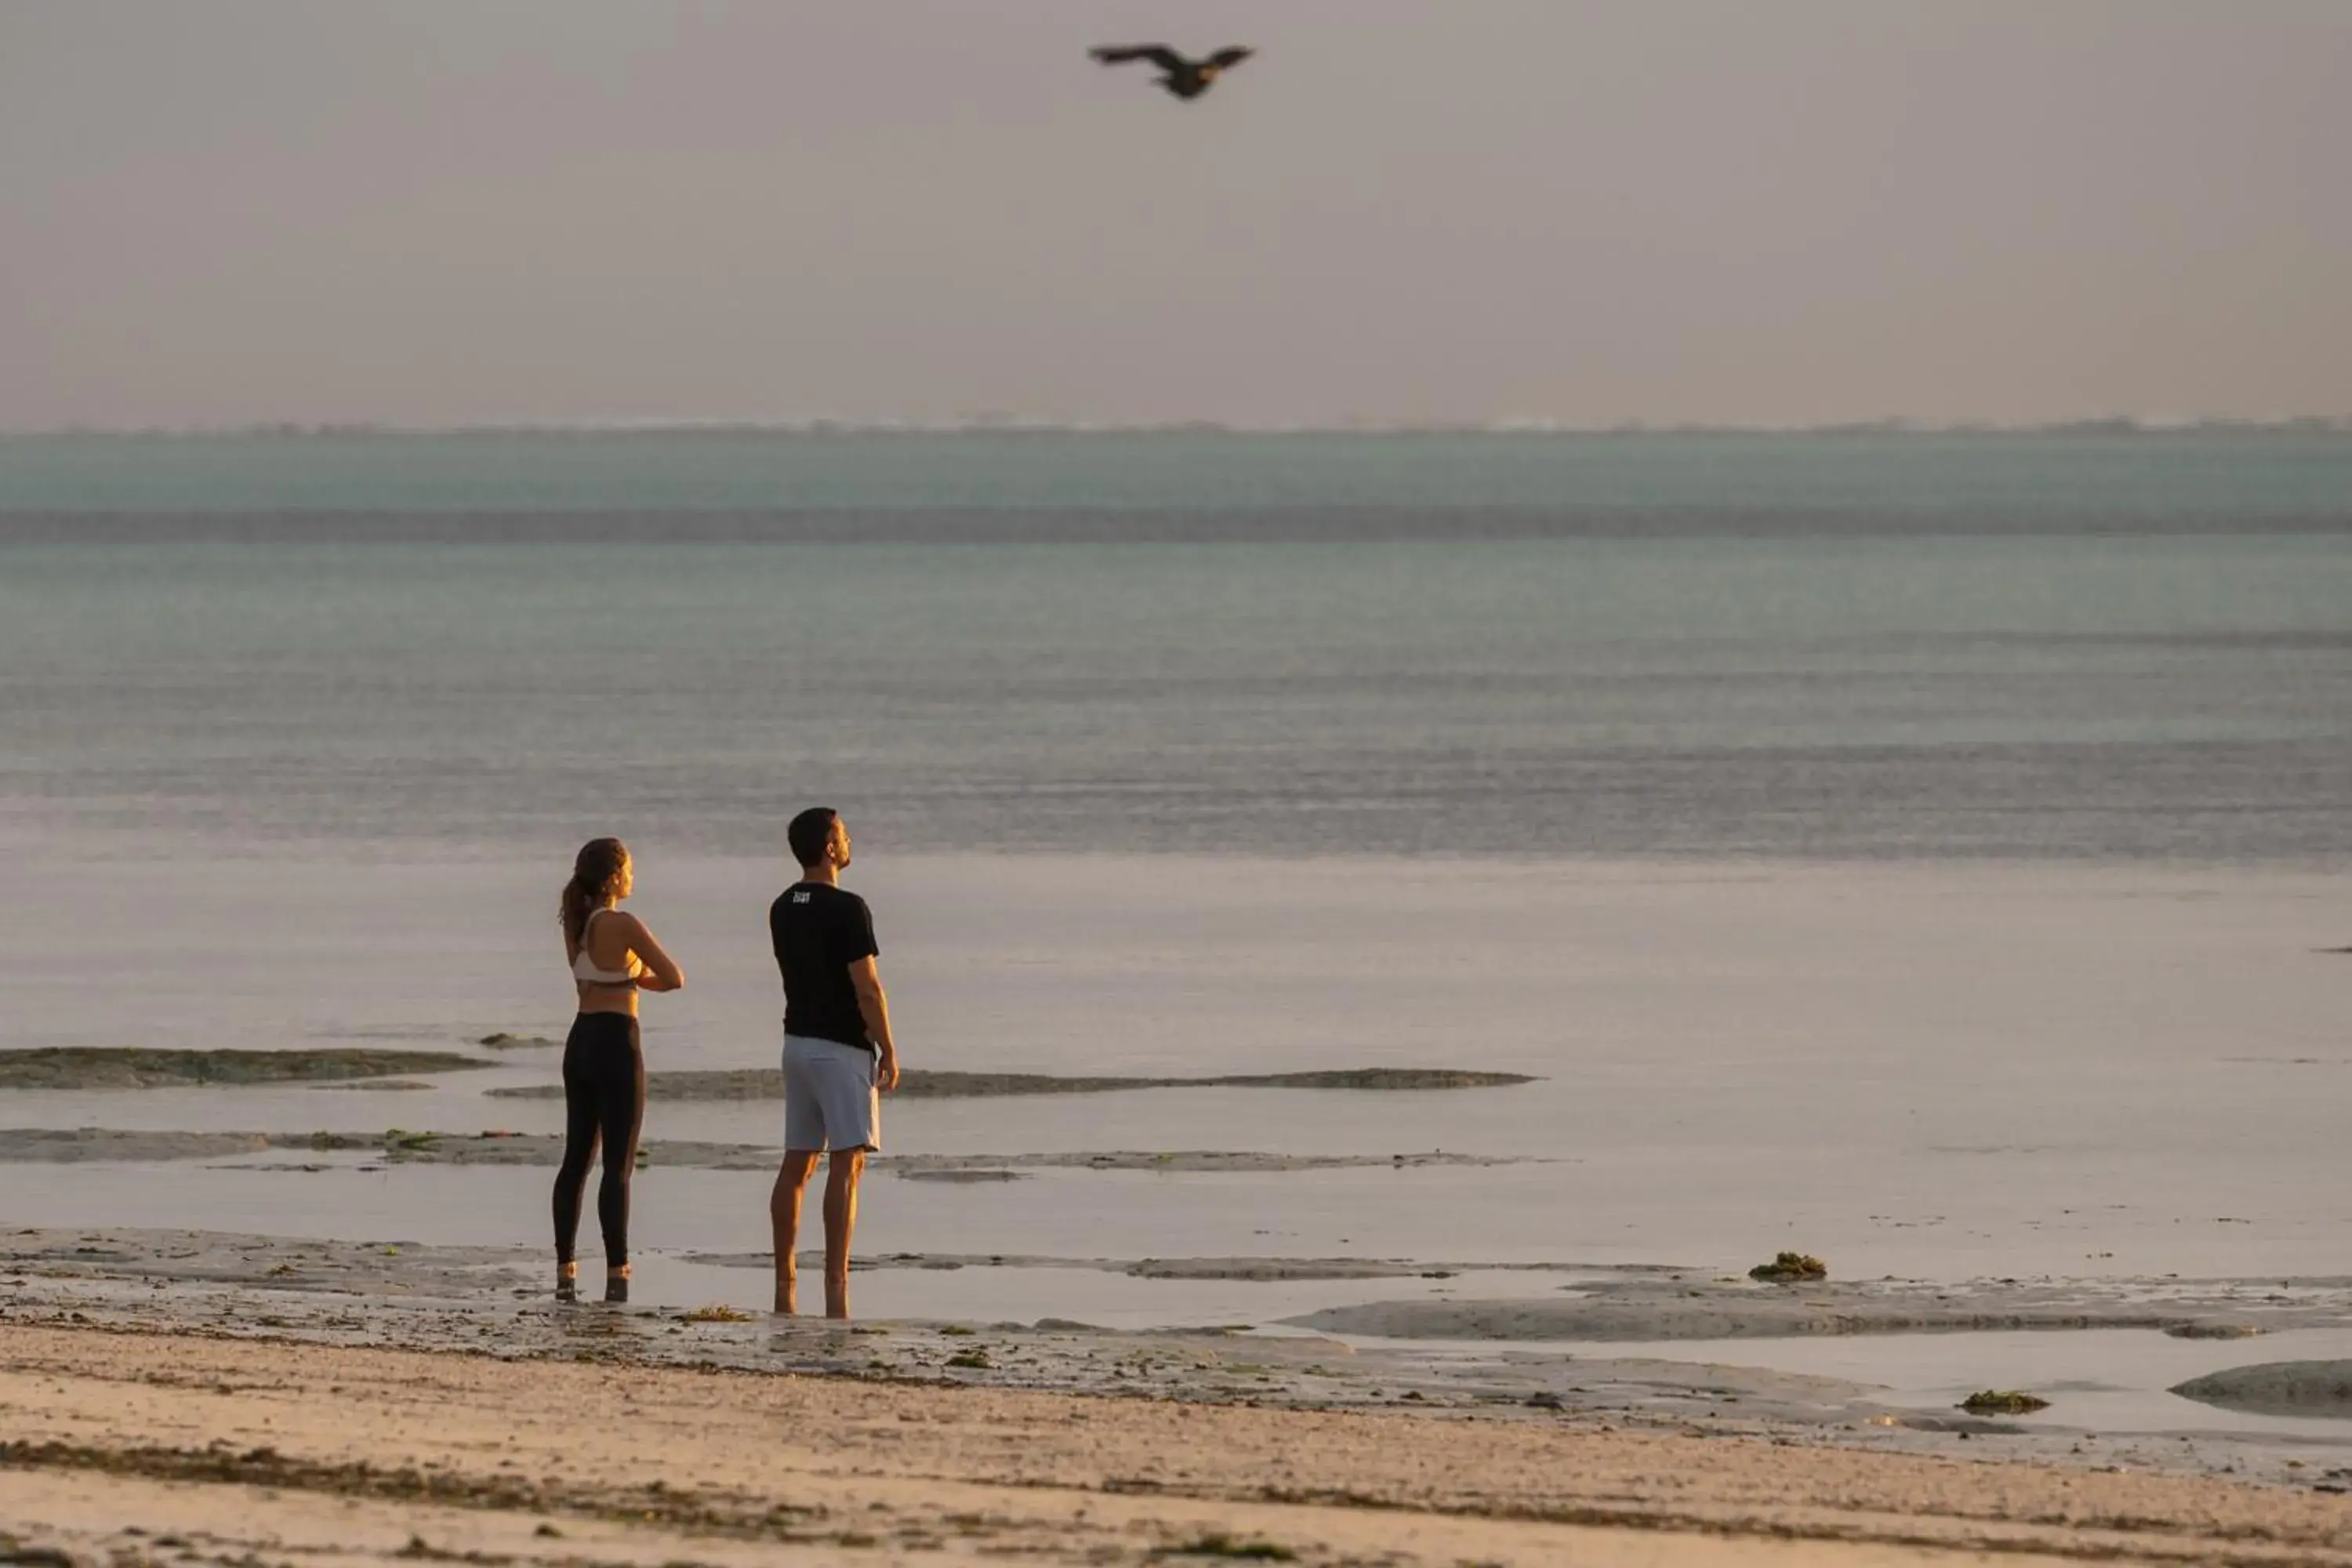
xmin=848 ymin=956 xmax=899 ymax=1091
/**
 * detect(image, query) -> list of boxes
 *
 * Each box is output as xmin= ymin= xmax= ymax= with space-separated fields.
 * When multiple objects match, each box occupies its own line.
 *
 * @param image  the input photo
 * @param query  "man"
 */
xmin=768 ymin=807 xmax=902 ymax=1317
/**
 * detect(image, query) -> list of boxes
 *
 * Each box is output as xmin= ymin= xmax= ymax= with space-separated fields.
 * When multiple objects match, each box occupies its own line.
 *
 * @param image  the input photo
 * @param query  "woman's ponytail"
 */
xmin=561 ymin=837 xmax=629 ymax=949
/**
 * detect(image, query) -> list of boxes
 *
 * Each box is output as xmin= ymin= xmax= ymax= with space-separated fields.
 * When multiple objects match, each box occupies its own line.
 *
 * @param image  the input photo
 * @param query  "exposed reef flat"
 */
xmin=487 ymin=1065 xmax=1537 ymax=1101
xmin=2173 ymin=1361 xmax=2352 ymax=1417
xmin=0 ymin=1127 xmax=1535 ymax=1175
xmin=0 ymin=1228 xmax=529 ymax=1298
xmin=882 ymin=1149 xmax=1535 ymax=1174
xmin=1288 ymin=1276 xmax=2338 ymax=1342
xmin=0 ymin=1130 xmax=392 ymax=1164
xmin=0 ymin=1047 xmax=490 ymax=1089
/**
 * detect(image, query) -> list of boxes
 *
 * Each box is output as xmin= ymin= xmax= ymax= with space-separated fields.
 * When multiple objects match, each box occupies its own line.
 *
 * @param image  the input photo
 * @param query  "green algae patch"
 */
xmin=678 ymin=1304 xmax=755 ymax=1323
xmin=1959 ymin=1389 xmax=2049 ymax=1414
xmin=0 ymin=1048 xmax=491 ymax=1090
xmin=1748 ymin=1252 xmax=1828 ymax=1283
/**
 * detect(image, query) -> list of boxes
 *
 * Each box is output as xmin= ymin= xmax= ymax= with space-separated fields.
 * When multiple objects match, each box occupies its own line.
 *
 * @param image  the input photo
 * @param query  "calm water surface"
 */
xmin=2 ymin=431 xmax=2348 ymax=1313
xmin=3 ymin=431 xmax=2347 ymax=862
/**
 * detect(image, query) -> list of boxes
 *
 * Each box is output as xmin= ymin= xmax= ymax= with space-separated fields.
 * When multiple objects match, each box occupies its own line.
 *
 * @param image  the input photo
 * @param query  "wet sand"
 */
xmin=9 ymin=1227 xmax=2352 ymax=1479
xmin=5 ymin=1316 xmax=2351 ymax=1567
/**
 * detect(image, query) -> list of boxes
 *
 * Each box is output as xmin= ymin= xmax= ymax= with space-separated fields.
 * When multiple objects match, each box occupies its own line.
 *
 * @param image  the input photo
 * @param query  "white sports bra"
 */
xmin=572 ymin=907 xmax=639 ymax=987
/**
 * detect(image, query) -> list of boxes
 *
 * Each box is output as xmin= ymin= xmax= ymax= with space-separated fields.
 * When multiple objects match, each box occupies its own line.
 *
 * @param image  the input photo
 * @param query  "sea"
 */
xmin=3 ymin=429 xmax=2350 ymax=1362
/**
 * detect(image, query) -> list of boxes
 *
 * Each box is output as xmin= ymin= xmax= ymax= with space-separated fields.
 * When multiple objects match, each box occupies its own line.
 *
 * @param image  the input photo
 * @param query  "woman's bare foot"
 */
xmin=774 ymin=1273 xmax=796 ymax=1314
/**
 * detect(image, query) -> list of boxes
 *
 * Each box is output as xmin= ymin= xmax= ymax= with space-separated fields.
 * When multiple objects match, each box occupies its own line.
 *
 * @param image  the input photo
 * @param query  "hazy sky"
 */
xmin=5 ymin=2 xmax=2348 ymax=429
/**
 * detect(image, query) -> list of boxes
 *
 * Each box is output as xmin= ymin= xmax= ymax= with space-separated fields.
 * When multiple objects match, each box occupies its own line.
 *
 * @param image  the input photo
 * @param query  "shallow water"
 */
xmin=5 ymin=850 xmax=2347 ymax=1290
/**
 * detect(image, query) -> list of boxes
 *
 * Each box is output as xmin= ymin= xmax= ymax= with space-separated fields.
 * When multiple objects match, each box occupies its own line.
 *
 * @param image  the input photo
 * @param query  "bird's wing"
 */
xmin=1091 ymin=44 xmax=1188 ymax=72
xmin=1204 ymin=46 xmax=1254 ymax=71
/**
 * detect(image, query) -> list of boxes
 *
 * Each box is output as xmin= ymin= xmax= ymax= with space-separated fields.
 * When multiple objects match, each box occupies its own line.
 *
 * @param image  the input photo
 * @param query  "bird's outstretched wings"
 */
xmin=1091 ymin=44 xmax=1188 ymax=73
xmin=1205 ymin=47 xmax=1254 ymax=71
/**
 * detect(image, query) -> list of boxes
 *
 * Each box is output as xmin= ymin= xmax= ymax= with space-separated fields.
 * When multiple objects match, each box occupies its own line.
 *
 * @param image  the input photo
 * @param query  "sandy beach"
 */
xmin=8 ymin=1316 xmax=2352 ymax=1568
xmin=6 ymin=1230 xmax=2352 ymax=1566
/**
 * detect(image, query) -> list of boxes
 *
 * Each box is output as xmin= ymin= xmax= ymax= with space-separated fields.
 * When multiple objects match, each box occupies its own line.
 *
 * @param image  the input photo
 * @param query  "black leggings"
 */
xmin=552 ymin=1011 xmax=645 ymax=1269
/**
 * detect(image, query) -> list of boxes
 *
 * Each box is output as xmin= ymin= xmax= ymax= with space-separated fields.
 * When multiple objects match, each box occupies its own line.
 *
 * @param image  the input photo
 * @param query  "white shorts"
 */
xmin=782 ymin=1033 xmax=880 ymax=1152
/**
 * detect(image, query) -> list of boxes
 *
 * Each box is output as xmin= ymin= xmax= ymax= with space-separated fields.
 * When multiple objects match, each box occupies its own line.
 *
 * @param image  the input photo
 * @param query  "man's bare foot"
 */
xmin=774 ymin=1277 xmax=796 ymax=1314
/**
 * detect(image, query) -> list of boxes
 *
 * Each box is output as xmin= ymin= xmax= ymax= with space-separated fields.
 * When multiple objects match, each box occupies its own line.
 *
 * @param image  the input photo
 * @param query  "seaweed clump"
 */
xmin=1747 ymin=1251 xmax=1828 ymax=1283
xmin=1162 ymin=1536 xmax=1298 ymax=1563
xmin=1960 ymin=1389 xmax=2049 ymax=1414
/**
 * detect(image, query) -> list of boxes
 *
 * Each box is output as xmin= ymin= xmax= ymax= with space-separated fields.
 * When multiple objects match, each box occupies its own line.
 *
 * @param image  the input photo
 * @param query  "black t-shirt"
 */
xmin=768 ymin=881 xmax=880 ymax=1050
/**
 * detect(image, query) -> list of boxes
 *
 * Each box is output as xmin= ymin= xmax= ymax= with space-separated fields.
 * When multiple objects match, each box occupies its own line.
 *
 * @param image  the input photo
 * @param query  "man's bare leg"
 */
xmin=822 ymin=1149 xmax=865 ymax=1319
xmin=770 ymin=1150 xmax=821 ymax=1313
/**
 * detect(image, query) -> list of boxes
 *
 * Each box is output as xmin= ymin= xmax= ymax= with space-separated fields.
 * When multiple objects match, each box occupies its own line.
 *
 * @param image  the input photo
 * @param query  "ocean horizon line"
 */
xmin=6 ymin=415 xmax=2352 ymax=441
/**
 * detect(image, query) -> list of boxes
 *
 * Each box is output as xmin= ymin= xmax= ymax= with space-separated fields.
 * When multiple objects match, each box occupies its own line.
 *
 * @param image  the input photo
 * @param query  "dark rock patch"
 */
xmin=474 ymin=1033 xmax=560 ymax=1051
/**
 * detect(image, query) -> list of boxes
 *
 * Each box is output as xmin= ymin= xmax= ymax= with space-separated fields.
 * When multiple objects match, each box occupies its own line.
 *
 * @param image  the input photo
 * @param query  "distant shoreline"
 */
xmin=7 ymin=417 xmax=2351 ymax=440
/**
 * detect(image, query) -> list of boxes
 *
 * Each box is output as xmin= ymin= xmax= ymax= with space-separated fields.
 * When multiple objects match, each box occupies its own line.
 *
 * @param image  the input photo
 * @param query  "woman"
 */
xmin=554 ymin=837 xmax=684 ymax=1302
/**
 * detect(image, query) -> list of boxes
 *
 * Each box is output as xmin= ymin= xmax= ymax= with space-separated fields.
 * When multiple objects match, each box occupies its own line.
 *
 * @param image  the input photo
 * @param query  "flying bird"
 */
xmin=1090 ymin=44 xmax=1254 ymax=102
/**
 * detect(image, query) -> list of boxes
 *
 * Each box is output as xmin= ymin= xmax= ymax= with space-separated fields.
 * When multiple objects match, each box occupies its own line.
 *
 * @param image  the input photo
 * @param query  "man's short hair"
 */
xmin=787 ymin=807 xmax=839 ymax=869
